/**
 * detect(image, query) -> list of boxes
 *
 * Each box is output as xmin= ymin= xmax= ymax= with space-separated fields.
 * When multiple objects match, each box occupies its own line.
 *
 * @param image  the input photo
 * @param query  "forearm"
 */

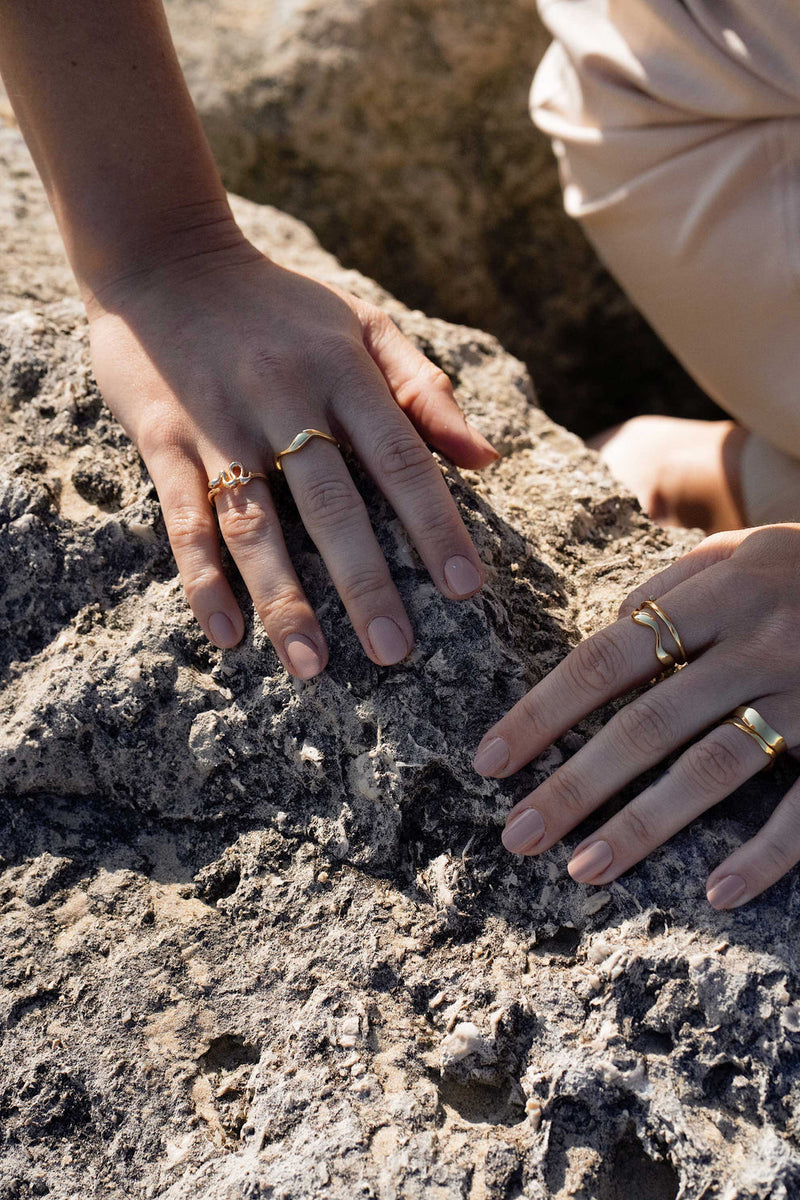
xmin=0 ymin=0 xmax=238 ymax=299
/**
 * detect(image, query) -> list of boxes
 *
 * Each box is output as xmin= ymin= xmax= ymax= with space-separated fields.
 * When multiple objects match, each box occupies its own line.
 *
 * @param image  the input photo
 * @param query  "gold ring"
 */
xmin=207 ymin=461 xmax=268 ymax=506
xmin=274 ymin=428 xmax=340 ymax=471
xmin=631 ymin=598 xmax=688 ymax=681
xmin=723 ymin=704 xmax=788 ymax=768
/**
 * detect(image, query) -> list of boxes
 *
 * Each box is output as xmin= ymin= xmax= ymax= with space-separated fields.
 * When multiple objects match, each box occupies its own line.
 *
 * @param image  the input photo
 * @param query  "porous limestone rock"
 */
xmin=2 ymin=119 xmax=800 ymax=1200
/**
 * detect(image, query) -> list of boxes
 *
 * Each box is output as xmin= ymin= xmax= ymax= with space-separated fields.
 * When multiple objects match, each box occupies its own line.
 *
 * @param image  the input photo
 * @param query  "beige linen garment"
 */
xmin=533 ymin=0 xmax=800 ymax=524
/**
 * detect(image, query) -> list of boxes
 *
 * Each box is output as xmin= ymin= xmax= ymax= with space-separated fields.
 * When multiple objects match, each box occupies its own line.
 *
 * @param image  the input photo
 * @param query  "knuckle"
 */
xmin=415 ymin=499 xmax=461 ymax=545
xmin=181 ymin=563 xmax=224 ymax=606
xmin=545 ymin=769 xmax=586 ymax=821
xmin=683 ymin=736 xmax=743 ymax=795
xmin=316 ymin=333 xmax=368 ymax=380
xmin=620 ymin=804 xmax=656 ymax=849
xmin=167 ymin=504 xmax=214 ymax=551
xmin=613 ymin=696 xmax=673 ymax=758
xmin=373 ymin=429 xmax=437 ymax=484
xmin=394 ymin=357 xmax=454 ymax=407
xmin=138 ymin=416 xmax=193 ymax=465
xmin=759 ymin=834 xmax=794 ymax=876
xmin=566 ymin=632 xmax=626 ymax=698
xmin=365 ymin=308 xmax=396 ymax=342
xmin=219 ymin=494 xmax=275 ymax=545
xmin=257 ymin=585 xmax=307 ymax=631
xmin=340 ymin=563 xmax=392 ymax=605
xmin=519 ymin=691 xmax=553 ymax=743
xmin=302 ymin=476 xmax=358 ymax=529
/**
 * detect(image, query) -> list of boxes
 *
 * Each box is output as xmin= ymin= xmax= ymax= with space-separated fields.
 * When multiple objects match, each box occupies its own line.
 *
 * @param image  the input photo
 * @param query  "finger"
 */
xmin=565 ymin=720 xmax=771 ymax=883
xmin=338 ymin=379 xmax=486 ymax=600
xmin=360 ymin=308 xmax=499 ymax=468
xmin=705 ymin=714 xmax=800 ymax=908
xmin=146 ymin=443 xmax=245 ymax=650
xmin=473 ymin=571 xmax=726 ymax=779
xmin=209 ymin=455 xmax=329 ymax=679
xmin=277 ymin=433 xmax=414 ymax=666
xmin=499 ymin=645 xmax=747 ymax=856
xmin=618 ymin=529 xmax=750 ymax=619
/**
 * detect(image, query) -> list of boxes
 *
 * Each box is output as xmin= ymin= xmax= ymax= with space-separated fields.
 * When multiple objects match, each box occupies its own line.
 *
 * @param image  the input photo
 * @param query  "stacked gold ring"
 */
xmin=631 ymin=597 xmax=688 ymax=682
xmin=723 ymin=705 xmax=787 ymax=767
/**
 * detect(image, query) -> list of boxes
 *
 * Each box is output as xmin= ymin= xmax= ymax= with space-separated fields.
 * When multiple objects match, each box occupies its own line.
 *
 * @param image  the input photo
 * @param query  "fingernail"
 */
xmin=568 ymin=840 xmax=614 ymax=882
xmin=473 ymin=737 xmax=510 ymax=776
xmin=468 ymin=424 xmax=500 ymax=459
xmin=208 ymin=612 xmax=238 ymax=648
xmin=444 ymin=555 xmax=482 ymax=597
xmin=502 ymin=808 xmax=546 ymax=853
xmin=367 ymin=616 xmax=410 ymax=665
xmin=706 ymin=874 xmax=747 ymax=910
xmin=285 ymin=635 xmax=323 ymax=679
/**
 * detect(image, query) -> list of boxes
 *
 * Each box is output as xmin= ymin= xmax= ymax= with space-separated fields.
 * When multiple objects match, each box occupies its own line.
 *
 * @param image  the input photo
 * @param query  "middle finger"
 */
xmin=277 ymin=427 xmax=414 ymax=666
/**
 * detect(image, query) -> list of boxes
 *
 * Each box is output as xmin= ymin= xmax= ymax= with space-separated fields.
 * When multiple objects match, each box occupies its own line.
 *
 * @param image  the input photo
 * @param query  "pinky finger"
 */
xmin=147 ymin=446 xmax=244 ymax=649
xmin=706 ymin=780 xmax=800 ymax=909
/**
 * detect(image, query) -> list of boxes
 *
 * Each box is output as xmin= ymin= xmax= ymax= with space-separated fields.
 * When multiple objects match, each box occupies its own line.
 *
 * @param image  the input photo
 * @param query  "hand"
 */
xmin=88 ymin=233 xmax=497 ymax=676
xmin=473 ymin=525 xmax=800 ymax=909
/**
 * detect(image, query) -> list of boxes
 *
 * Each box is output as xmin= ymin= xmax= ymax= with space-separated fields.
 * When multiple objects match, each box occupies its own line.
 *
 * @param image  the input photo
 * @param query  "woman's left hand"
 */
xmin=473 ymin=525 xmax=800 ymax=909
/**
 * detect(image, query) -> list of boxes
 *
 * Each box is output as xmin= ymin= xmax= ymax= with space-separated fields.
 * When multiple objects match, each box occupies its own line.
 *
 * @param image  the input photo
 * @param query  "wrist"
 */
xmin=77 ymin=198 xmax=259 ymax=316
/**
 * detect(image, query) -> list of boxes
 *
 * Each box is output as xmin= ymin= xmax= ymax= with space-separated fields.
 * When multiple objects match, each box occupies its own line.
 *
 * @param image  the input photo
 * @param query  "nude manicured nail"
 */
xmin=368 ymin=617 xmax=410 ymax=665
xmin=706 ymin=874 xmax=747 ymax=910
xmin=473 ymin=737 xmax=510 ymax=775
xmin=502 ymin=808 xmax=545 ymax=853
xmin=285 ymin=635 xmax=323 ymax=679
xmin=568 ymin=840 xmax=614 ymax=882
xmin=444 ymin=555 xmax=482 ymax=597
xmin=208 ymin=612 xmax=238 ymax=648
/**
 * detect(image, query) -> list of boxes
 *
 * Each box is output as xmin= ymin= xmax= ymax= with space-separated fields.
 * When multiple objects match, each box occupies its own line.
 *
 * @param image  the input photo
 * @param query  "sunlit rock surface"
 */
xmin=1 ymin=116 xmax=799 ymax=1200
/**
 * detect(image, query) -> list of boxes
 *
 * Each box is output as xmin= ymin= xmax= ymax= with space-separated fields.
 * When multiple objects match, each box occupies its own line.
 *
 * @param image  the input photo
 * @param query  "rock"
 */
xmin=1 ymin=117 xmax=799 ymax=1200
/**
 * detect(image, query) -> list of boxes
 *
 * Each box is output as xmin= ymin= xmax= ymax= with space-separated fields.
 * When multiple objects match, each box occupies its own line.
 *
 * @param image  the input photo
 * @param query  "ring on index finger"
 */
xmin=631 ymin=597 xmax=688 ymax=683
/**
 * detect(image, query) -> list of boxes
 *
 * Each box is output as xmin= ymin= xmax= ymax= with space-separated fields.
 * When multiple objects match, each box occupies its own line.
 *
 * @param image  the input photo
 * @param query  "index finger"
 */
xmin=473 ymin=580 xmax=723 ymax=778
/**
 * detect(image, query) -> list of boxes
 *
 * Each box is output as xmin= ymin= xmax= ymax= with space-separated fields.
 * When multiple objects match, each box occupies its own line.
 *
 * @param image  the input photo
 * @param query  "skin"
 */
xmin=475 ymin=525 xmax=800 ymax=910
xmin=588 ymin=415 xmax=748 ymax=535
xmin=0 ymin=1 xmax=497 ymax=677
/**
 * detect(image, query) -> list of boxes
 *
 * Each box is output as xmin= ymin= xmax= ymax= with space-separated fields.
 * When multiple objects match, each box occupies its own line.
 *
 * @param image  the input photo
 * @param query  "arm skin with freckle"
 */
xmin=0 ymin=0 xmax=498 ymax=678
xmin=474 ymin=525 xmax=800 ymax=912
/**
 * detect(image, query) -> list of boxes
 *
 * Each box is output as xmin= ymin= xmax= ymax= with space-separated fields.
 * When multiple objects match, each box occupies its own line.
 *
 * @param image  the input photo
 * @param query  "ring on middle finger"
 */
xmin=631 ymin=597 xmax=688 ymax=682
xmin=274 ymin=428 xmax=341 ymax=471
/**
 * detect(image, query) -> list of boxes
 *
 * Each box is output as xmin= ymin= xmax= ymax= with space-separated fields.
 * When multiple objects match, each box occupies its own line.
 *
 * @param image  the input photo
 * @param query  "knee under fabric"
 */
xmin=532 ymin=0 xmax=800 ymax=492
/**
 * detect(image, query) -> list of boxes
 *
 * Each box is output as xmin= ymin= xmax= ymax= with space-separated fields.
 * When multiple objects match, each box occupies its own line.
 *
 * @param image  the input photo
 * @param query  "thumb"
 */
xmin=362 ymin=310 xmax=499 ymax=469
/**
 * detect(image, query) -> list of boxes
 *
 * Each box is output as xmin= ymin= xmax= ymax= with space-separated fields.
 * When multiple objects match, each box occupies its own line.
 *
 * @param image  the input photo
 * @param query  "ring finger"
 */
xmin=208 ymin=448 xmax=330 ymax=679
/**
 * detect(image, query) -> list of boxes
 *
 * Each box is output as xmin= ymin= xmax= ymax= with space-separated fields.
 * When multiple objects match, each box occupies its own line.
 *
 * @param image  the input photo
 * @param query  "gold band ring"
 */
xmin=207 ymin=461 xmax=268 ymax=507
xmin=274 ymin=428 xmax=340 ymax=472
xmin=723 ymin=704 xmax=788 ymax=767
xmin=631 ymin=598 xmax=688 ymax=681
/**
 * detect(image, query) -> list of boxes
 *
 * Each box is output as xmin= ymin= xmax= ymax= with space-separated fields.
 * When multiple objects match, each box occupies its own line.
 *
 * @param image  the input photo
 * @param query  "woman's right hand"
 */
xmin=88 ymin=230 xmax=498 ymax=677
